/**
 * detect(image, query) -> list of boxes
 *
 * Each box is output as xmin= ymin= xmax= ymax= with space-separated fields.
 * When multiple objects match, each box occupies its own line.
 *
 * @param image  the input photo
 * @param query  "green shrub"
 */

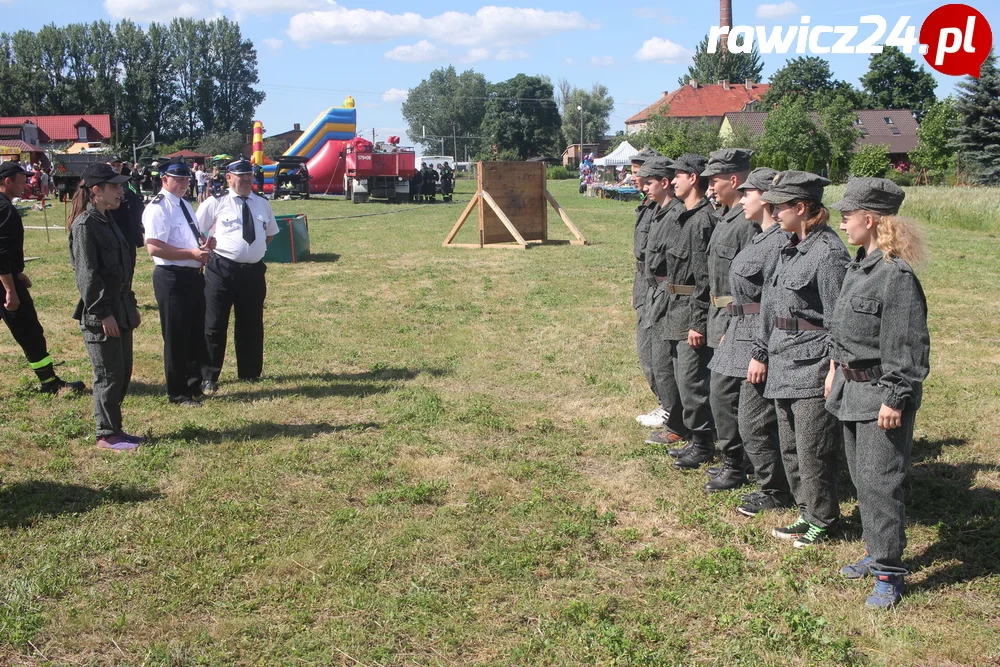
xmin=547 ymin=165 xmax=574 ymax=180
xmin=886 ymin=169 xmax=917 ymax=186
xmin=850 ymin=144 xmax=890 ymax=177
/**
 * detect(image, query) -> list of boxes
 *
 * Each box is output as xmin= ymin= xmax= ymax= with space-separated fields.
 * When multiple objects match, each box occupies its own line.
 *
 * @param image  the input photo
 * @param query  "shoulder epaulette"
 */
xmin=150 ymin=194 xmax=164 ymax=203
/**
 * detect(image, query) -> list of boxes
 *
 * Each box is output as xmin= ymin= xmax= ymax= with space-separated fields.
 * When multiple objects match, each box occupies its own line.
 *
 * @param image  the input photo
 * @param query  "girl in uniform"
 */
xmin=67 ymin=164 xmax=144 ymax=451
xmin=826 ymin=177 xmax=930 ymax=608
xmin=750 ymin=171 xmax=850 ymax=548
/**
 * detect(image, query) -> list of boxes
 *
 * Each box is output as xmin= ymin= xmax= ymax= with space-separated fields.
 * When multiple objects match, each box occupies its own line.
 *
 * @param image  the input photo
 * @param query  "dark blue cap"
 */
xmin=161 ymin=157 xmax=192 ymax=179
xmin=227 ymin=157 xmax=253 ymax=175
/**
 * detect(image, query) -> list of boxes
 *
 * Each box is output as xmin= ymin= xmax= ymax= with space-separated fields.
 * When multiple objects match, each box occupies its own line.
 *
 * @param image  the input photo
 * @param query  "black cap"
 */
xmin=81 ymin=163 xmax=130 ymax=187
xmin=701 ymin=148 xmax=754 ymax=177
xmin=637 ymin=156 xmax=675 ymax=179
xmin=106 ymin=155 xmax=123 ymax=163
xmin=161 ymin=157 xmax=192 ymax=179
xmin=760 ymin=170 xmax=831 ymax=205
xmin=829 ymin=177 xmax=905 ymax=215
xmin=227 ymin=156 xmax=253 ymax=175
xmin=670 ymin=153 xmax=709 ymax=175
xmin=736 ymin=167 xmax=778 ymax=192
xmin=631 ymin=146 xmax=662 ymax=166
xmin=0 ymin=161 xmax=28 ymax=181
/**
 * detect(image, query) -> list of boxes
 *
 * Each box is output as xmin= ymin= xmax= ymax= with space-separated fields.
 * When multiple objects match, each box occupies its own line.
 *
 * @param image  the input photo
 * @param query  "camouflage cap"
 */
xmin=670 ymin=153 xmax=708 ymax=176
xmin=760 ymin=170 xmax=831 ymax=204
xmin=631 ymin=145 xmax=662 ymax=165
xmin=637 ymin=156 xmax=675 ymax=179
xmin=829 ymin=176 xmax=905 ymax=214
xmin=701 ymin=148 xmax=754 ymax=177
xmin=736 ymin=167 xmax=778 ymax=192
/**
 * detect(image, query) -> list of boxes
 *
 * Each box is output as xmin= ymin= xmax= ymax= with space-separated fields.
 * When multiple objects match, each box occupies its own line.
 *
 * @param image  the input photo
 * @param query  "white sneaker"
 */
xmin=635 ymin=406 xmax=668 ymax=427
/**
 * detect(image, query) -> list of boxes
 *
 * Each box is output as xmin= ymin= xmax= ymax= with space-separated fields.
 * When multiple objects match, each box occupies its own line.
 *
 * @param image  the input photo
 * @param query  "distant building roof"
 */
xmin=0 ymin=139 xmax=46 ymax=154
xmin=723 ymin=108 xmax=919 ymax=155
xmin=627 ymin=80 xmax=770 ymax=125
xmin=0 ymin=115 xmax=112 ymax=142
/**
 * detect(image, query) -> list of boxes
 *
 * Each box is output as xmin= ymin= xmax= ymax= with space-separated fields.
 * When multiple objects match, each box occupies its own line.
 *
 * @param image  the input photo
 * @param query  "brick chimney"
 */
xmin=294 ymin=123 xmax=301 ymax=131
xmin=719 ymin=80 xmax=730 ymax=90
xmin=690 ymin=79 xmax=699 ymax=89
xmin=720 ymin=0 xmax=733 ymax=55
xmin=745 ymin=79 xmax=753 ymax=90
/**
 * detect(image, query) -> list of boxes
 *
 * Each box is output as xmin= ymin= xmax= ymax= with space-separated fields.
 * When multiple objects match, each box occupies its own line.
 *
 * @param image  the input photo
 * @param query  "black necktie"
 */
xmin=240 ymin=196 xmax=256 ymax=244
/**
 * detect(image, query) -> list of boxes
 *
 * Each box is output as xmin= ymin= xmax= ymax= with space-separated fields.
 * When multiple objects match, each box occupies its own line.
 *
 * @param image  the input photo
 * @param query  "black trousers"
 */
xmin=1 ymin=278 xmax=49 ymax=364
xmin=152 ymin=265 xmax=206 ymax=401
xmin=652 ymin=336 xmax=714 ymax=441
xmin=203 ymin=255 xmax=266 ymax=382
xmin=710 ymin=371 xmax=744 ymax=461
xmin=83 ymin=325 xmax=133 ymax=438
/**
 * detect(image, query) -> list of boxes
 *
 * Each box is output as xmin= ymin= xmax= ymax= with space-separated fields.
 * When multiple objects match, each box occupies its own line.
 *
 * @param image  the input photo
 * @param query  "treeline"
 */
xmin=0 ymin=18 xmax=265 ymax=144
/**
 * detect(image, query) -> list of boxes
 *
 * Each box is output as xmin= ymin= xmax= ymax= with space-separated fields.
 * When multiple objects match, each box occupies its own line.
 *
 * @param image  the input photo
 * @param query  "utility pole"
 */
xmin=453 ymin=122 xmax=458 ymax=161
xmin=577 ymin=104 xmax=584 ymax=164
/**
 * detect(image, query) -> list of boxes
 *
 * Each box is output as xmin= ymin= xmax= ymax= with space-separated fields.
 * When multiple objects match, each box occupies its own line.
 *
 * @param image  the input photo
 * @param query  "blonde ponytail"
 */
xmin=875 ymin=214 xmax=927 ymax=267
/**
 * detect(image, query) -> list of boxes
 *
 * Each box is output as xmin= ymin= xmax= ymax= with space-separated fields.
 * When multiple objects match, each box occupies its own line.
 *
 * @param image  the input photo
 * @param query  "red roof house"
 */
xmin=626 ymin=80 xmax=770 ymax=133
xmin=0 ymin=114 xmax=112 ymax=145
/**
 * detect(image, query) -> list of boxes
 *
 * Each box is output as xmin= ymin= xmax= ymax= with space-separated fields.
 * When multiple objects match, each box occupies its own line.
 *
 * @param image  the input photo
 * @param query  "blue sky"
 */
xmin=3 ymin=0 xmax=997 ymax=152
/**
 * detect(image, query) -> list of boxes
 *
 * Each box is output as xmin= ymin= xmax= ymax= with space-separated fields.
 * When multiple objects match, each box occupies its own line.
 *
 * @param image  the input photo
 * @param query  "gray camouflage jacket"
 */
xmin=68 ymin=206 xmax=140 ymax=330
xmin=633 ymin=198 xmax=659 ymax=309
xmin=754 ymin=224 xmax=850 ymax=399
xmin=709 ymin=222 xmax=788 ymax=378
xmin=825 ymin=247 xmax=930 ymax=421
xmin=707 ymin=203 xmax=760 ymax=347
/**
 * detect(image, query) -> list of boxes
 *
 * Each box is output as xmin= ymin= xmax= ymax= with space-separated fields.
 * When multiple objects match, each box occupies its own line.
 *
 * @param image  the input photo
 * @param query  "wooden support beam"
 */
xmin=443 ymin=194 xmax=481 ymax=246
xmin=544 ymin=190 xmax=588 ymax=245
xmin=481 ymin=190 xmax=528 ymax=248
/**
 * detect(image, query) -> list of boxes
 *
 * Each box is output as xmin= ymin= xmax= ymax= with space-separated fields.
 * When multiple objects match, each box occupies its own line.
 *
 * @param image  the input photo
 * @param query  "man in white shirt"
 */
xmin=195 ymin=165 xmax=209 ymax=202
xmin=196 ymin=157 xmax=279 ymax=392
xmin=143 ymin=157 xmax=213 ymax=406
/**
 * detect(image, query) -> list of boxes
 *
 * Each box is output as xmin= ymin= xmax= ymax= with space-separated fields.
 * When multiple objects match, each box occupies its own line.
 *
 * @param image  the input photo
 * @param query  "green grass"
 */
xmin=1 ymin=180 xmax=999 ymax=665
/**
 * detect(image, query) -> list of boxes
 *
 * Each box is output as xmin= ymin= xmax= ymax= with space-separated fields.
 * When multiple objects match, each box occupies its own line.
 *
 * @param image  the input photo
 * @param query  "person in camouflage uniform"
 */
xmin=826 ymin=177 xmax=930 ymax=609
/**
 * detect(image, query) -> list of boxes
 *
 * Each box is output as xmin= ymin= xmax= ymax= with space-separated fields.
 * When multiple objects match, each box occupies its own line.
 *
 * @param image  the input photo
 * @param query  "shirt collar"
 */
xmin=752 ymin=221 xmax=783 ymax=244
xmin=161 ymin=190 xmax=182 ymax=205
xmin=787 ymin=223 xmax=831 ymax=255
xmin=853 ymin=245 xmax=884 ymax=270
xmin=721 ymin=202 xmax=744 ymax=222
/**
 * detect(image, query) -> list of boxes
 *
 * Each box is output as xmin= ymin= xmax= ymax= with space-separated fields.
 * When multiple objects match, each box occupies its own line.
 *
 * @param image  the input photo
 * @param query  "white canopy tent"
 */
xmin=594 ymin=141 xmax=639 ymax=166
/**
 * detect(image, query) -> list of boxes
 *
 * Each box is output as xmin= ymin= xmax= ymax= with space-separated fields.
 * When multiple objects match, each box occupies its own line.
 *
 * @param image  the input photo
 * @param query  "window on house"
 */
xmin=77 ymin=126 xmax=87 ymax=141
xmin=890 ymin=127 xmax=901 ymax=135
xmin=884 ymin=117 xmax=894 ymax=125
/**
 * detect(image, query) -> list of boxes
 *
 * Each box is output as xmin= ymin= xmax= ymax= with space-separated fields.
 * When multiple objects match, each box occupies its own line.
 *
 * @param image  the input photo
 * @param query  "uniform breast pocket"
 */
xmin=783 ymin=275 xmax=814 ymax=309
xmin=850 ymin=295 xmax=882 ymax=336
xmin=667 ymin=245 xmax=689 ymax=260
xmin=734 ymin=258 xmax=764 ymax=279
xmin=714 ymin=244 xmax=737 ymax=261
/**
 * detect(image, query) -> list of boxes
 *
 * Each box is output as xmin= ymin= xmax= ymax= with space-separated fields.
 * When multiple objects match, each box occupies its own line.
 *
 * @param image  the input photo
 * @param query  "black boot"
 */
xmin=703 ymin=458 xmax=750 ymax=492
xmin=668 ymin=441 xmax=693 ymax=459
xmin=674 ymin=438 xmax=715 ymax=470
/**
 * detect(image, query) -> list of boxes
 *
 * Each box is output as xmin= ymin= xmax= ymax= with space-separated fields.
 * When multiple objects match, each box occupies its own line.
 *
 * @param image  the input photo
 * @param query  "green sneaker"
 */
xmin=793 ymin=523 xmax=829 ymax=548
xmin=771 ymin=517 xmax=810 ymax=541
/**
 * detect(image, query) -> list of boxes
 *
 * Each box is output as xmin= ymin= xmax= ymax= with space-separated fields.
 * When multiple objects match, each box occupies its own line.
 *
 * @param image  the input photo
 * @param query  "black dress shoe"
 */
xmin=201 ymin=380 xmax=219 ymax=394
xmin=704 ymin=460 xmax=751 ymax=492
xmin=674 ymin=441 xmax=716 ymax=469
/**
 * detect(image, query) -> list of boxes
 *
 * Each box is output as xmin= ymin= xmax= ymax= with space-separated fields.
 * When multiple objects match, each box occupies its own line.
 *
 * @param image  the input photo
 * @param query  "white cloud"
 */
xmin=633 ymin=37 xmax=691 ymax=63
xmin=565 ymin=57 xmax=576 ymax=65
xmin=756 ymin=2 xmax=800 ymax=19
xmin=104 ymin=0 xmax=205 ymax=21
xmin=495 ymin=49 xmax=529 ymax=61
xmin=384 ymin=40 xmax=449 ymax=63
xmin=287 ymin=5 xmax=596 ymax=47
xmin=381 ymin=88 xmax=409 ymax=103
xmin=261 ymin=37 xmax=284 ymax=51
xmin=590 ymin=55 xmax=615 ymax=67
xmin=105 ymin=0 xmax=323 ymax=20
xmin=464 ymin=48 xmax=492 ymax=63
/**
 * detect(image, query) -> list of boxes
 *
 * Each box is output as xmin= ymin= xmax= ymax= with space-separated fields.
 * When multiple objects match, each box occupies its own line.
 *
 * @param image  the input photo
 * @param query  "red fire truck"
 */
xmin=343 ymin=136 xmax=416 ymax=203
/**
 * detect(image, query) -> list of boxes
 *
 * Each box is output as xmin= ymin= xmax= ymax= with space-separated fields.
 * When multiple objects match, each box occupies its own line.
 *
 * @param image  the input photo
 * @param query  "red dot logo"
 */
xmin=920 ymin=4 xmax=993 ymax=77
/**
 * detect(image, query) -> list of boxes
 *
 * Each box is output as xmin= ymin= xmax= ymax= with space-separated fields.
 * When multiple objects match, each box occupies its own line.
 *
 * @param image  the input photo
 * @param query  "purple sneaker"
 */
xmin=96 ymin=435 xmax=140 ymax=452
xmin=119 ymin=431 xmax=147 ymax=445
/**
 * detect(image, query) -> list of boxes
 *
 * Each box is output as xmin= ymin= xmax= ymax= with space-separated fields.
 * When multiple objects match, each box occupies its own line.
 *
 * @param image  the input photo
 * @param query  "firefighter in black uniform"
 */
xmin=106 ymin=156 xmax=145 ymax=268
xmin=409 ymin=166 xmax=423 ymax=203
xmin=439 ymin=162 xmax=454 ymax=202
xmin=0 ymin=161 xmax=86 ymax=394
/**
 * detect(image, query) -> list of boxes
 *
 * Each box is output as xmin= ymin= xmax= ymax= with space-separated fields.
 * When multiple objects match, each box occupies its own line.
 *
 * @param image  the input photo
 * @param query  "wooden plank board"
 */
xmin=478 ymin=162 xmax=547 ymax=244
xmin=544 ymin=190 xmax=588 ymax=244
xmin=443 ymin=194 xmax=480 ymax=246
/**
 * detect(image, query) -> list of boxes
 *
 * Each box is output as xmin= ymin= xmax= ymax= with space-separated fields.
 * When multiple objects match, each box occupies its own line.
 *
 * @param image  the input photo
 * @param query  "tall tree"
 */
xmin=481 ymin=74 xmax=561 ymax=159
xmin=624 ymin=115 xmax=721 ymax=159
xmin=169 ymin=19 xmax=213 ymax=138
xmin=10 ymin=30 xmax=44 ymax=116
xmin=558 ymin=81 xmax=614 ymax=148
xmin=911 ymin=98 xmax=959 ymax=178
xmin=816 ymin=94 xmax=860 ymax=182
xmin=860 ymin=46 xmax=937 ymax=118
xmin=678 ymin=34 xmax=764 ymax=87
xmin=402 ymin=66 xmax=488 ymax=158
xmin=86 ymin=22 xmax=122 ymax=124
xmin=757 ymin=97 xmax=830 ymax=172
xmin=764 ymin=57 xmax=862 ymax=111
xmin=953 ymin=50 xmax=1000 ymax=184
xmin=210 ymin=18 xmax=265 ymax=134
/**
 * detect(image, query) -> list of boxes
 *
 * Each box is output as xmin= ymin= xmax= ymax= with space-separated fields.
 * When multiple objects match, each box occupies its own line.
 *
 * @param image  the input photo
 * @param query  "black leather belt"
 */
xmin=839 ymin=361 xmax=883 ymax=382
xmin=774 ymin=316 xmax=825 ymax=331
xmin=726 ymin=302 xmax=761 ymax=316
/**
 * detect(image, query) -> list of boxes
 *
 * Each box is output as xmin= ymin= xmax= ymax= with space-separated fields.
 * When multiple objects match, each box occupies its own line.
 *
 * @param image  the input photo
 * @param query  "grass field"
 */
xmin=1 ymin=179 xmax=999 ymax=666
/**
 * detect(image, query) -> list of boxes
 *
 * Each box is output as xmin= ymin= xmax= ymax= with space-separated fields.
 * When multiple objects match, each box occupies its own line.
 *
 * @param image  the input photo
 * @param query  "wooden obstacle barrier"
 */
xmin=443 ymin=161 xmax=587 ymax=249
